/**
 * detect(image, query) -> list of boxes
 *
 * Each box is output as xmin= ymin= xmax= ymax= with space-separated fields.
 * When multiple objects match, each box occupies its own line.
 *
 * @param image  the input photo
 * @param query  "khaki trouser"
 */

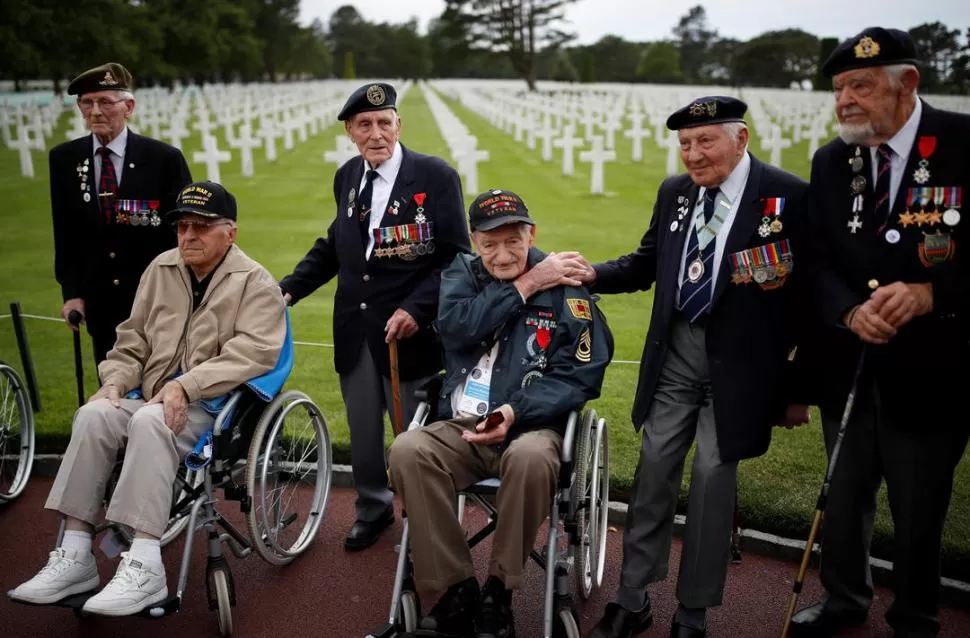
xmin=45 ymin=398 xmax=214 ymax=538
xmin=388 ymin=417 xmax=562 ymax=596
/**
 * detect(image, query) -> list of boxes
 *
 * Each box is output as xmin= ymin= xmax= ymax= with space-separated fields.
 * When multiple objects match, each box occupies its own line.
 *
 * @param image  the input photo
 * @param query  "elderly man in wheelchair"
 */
xmin=8 ymin=181 xmax=286 ymax=617
xmin=385 ymin=189 xmax=613 ymax=638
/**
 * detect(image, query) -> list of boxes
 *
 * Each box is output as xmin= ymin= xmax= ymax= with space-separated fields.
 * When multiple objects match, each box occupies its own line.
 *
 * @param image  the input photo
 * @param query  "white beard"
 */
xmin=838 ymin=121 xmax=876 ymax=145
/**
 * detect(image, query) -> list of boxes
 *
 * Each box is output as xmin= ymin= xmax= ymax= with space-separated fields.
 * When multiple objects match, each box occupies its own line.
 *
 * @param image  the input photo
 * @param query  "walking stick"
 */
xmin=388 ymin=339 xmax=404 ymax=437
xmin=780 ymin=349 xmax=866 ymax=637
xmin=68 ymin=310 xmax=85 ymax=407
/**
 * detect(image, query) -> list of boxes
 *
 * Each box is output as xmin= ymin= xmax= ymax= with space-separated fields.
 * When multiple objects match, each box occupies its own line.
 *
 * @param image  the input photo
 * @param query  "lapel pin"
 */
xmin=83 ymin=192 xmax=91 ymax=202
xmin=129 ymin=162 xmax=135 ymax=169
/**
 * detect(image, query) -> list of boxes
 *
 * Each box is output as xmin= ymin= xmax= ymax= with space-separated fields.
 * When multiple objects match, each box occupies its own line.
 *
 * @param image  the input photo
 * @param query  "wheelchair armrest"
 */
xmin=561 ymin=411 xmax=578 ymax=465
xmin=413 ymin=372 xmax=445 ymax=403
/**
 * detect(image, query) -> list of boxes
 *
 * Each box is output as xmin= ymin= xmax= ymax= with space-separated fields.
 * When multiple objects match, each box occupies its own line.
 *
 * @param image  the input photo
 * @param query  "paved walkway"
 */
xmin=1 ymin=478 xmax=968 ymax=637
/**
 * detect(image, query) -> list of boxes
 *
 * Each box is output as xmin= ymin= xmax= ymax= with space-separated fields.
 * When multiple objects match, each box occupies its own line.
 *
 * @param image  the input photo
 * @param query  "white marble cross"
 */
xmin=163 ymin=119 xmax=190 ymax=151
xmin=665 ymin=130 xmax=681 ymax=177
xmin=534 ymin=122 xmax=557 ymax=162
xmin=578 ymin=136 xmax=616 ymax=195
xmin=552 ymin=125 xmax=583 ymax=176
xmin=323 ymin=135 xmax=358 ymax=168
xmin=761 ymin=124 xmax=793 ymax=168
xmin=257 ymin=118 xmax=280 ymax=162
xmin=228 ymin=121 xmax=262 ymax=178
xmin=7 ymin=123 xmax=38 ymax=178
xmin=192 ymin=134 xmax=231 ymax=183
xmin=601 ymin=116 xmax=622 ymax=150
xmin=457 ymin=146 xmax=490 ymax=195
xmin=623 ymin=116 xmax=652 ymax=162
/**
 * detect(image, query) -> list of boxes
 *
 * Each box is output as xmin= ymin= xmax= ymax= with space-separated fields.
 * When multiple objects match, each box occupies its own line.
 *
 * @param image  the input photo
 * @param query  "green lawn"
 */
xmin=1 ymin=84 xmax=967 ymax=579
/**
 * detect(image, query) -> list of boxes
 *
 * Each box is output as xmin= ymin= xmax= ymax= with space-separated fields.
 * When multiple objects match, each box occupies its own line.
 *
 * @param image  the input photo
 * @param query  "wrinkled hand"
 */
xmin=778 ymin=404 xmax=810 ymax=429
xmin=282 ymin=291 xmax=292 ymax=306
xmin=89 ymin=383 xmax=121 ymax=408
xmin=515 ymin=252 xmax=588 ymax=299
xmin=574 ymin=254 xmax=597 ymax=284
xmin=61 ymin=298 xmax=85 ymax=331
xmin=385 ymin=308 xmax=418 ymax=343
xmin=147 ymin=380 xmax=189 ymax=434
xmin=462 ymin=404 xmax=515 ymax=446
xmin=869 ymin=281 xmax=932 ymax=329
xmin=845 ymin=300 xmax=896 ymax=345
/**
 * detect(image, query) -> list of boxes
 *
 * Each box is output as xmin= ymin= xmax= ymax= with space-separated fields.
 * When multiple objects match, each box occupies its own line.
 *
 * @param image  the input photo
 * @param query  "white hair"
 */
xmin=117 ymin=89 xmax=134 ymax=101
xmin=884 ymin=63 xmax=918 ymax=91
xmin=721 ymin=121 xmax=748 ymax=149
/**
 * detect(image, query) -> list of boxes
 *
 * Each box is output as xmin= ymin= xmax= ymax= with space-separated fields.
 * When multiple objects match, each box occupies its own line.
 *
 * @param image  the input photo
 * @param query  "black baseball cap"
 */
xmin=822 ymin=27 xmax=920 ymax=78
xmin=166 ymin=181 xmax=237 ymax=221
xmin=468 ymin=189 xmax=534 ymax=232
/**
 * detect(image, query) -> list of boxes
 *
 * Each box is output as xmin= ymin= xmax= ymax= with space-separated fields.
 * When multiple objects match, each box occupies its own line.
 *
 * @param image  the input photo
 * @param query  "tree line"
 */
xmin=1 ymin=1 xmax=967 ymax=94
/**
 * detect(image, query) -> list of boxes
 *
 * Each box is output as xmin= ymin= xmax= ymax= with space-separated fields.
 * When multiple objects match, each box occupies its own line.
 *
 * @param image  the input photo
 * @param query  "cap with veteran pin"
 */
xmin=468 ymin=189 xmax=534 ymax=232
xmin=67 ymin=62 xmax=133 ymax=96
xmin=337 ymin=82 xmax=398 ymax=121
xmin=822 ymin=27 xmax=920 ymax=78
xmin=666 ymin=96 xmax=748 ymax=131
xmin=166 ymin=181 xmax=238 ymax=222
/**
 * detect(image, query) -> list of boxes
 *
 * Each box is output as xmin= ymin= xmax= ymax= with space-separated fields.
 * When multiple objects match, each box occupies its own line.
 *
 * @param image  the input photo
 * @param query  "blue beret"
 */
xmin=666 ymin=96 xmax=747 ymax=131
xmin=337 ymin=83 xmax=397 ymax=121
xmin=822 ymin=27 xmax=919 ymax=78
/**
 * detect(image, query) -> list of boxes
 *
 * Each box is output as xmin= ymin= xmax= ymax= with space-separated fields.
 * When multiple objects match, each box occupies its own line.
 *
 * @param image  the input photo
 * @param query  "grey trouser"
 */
xmin=45 ymin=398 xmax=213 ymax=538
xmin=388 ymin=418 xmax=562 ymax=596
xmin=339 ymin=342 xmax=431 ymax=521
xmin=617 ymin=316 xmax=738 ymax=610
xmin=819 ymin=380 xmax=969 ymax=634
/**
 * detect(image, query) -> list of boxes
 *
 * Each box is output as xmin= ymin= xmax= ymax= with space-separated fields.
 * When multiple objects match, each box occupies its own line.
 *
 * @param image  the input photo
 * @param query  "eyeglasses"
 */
xmin=78 ymin=97 xmax=127 ymax=111
xmin=173 ymin=219 xmax=232 ymax=233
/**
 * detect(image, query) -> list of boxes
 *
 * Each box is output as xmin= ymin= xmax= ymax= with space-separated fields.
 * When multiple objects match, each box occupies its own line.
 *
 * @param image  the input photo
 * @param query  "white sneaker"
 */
xmin=7 ymin=548 xmax=100 ymax=604
xmin=81 ymin=552 xmax=168 ymax=616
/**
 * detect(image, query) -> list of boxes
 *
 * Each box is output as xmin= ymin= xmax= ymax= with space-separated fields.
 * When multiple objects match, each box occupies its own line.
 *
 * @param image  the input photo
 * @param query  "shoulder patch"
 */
xmin=576 ymin=327 xmax=592 ymax=363
xmin=566 ymin=298 xmax=592 ymax=321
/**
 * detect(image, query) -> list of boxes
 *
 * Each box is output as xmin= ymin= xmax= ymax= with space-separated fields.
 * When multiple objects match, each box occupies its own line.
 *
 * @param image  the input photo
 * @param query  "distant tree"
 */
xmin=343 ymin=51 xmax=356 ymax=79
xmin=636 ymin=42 xmax=683 ymax=84
xmin=949 ymin=27 xmax=970 ymax=94
xmin=732 ymin=29 xmax=819 ymax=88
xmin=700 ymin=37 xmax=740 ymax=84
xmin=586 ymin=35 xmax=643 ymax=83
xmin=909 ymin=21 xmax=962 ymax=92
xmin=672 ymin=5 xmax=718 ymax=83
xmin=813 ymin=37 xmax=839 ymax=91
xmin=442 ymin=0 xmax=578 ymax=90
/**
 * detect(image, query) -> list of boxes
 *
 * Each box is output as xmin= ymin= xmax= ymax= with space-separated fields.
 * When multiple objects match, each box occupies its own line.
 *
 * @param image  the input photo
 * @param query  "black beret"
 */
xmin=67 ymin=62 xmax=133 ymax=96
xmin=822 ymin=27 xmax=919 ymax=78
xmin=337 ymin=83 xmax=397 ymax=121
xmin=166 ymin=181 xmax=237 ymax=222
xmin=666 ymin=96 xmax=748 ymax=131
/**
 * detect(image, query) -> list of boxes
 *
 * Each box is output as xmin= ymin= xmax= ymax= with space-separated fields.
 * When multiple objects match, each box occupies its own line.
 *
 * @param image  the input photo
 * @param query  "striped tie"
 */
xmin=678 ymin=188 xmax=719 ymax=323
xmin=97 ymin=147 xmax=118 ymax=222
xmin=873 ymin=144 xmax=893 ymax=228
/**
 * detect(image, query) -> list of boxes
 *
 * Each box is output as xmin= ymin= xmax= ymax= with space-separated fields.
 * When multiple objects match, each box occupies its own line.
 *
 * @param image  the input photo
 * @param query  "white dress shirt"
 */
xmin=359 ymin=142 xmax=404 ymax=260
xmin=677 ymin=151 xmax=752 ymax=291
xmin=92 ymin=127 xmax=128 ymax=187
xmin=869 ymin=98 xmax=922 ymax=209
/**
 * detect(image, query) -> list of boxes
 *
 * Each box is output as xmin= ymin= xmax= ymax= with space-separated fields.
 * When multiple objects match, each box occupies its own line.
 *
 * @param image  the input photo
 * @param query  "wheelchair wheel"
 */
xmin=0 ymin=362 xmax=34 ymax=502
xmin=213 ymin=569 xmax=233 ymax=636
xmin=245 ymin=390 xmax=332 ymax=565
xmin=572 ymin=409 xmax=597 ymax=599
xmin=398 ymin=590 xmax=419 ymax=632
xmin=589 ymin=416 xmax=610 ymax=590
xmin=553 ymin=606 xmax=581 ymax=638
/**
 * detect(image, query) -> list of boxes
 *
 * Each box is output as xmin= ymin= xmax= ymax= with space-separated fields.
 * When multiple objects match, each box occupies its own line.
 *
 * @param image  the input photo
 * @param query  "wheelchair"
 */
xmin=0 ymin=360 xmax=35 ymax=503
xmin=13 ymin=314 xmax=333 ymax=636
xmin=368 ymin=378 xmax=611 ymax=638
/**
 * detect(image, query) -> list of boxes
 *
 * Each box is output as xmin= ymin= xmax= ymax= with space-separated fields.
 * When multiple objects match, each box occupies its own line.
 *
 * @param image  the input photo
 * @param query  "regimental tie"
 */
xmin=357 ymin=169 xmax=379 ymax=247
xmin=678 ymin=187 xmax=722 ymax=323
xmin=873 ymin=143 xmax=893 ymax=230
xmin=97 ymin=147 xmax=118 ymax=222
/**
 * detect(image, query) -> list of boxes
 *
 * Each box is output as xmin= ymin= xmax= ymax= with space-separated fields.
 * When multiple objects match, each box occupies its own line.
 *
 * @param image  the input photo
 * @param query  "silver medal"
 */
xmin=753 ymin=268 xmax=768 ymax=284
xmin=943 ymin=208 xmax=961 ymax=226
xmin=850 ymin=156 xmax=863 ymax=172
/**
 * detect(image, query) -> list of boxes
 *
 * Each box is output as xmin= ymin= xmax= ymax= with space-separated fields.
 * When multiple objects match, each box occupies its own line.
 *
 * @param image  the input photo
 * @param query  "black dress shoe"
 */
xmin=344 ymin=507 xmax=394 ymax=550
xmin=670 ymin=621 xmax=705 ymax=638
xmin=476 ymin=576 xmax=515 ymax=638
xmin=589 ymin=600 xmax=653 ymax=638
xmin=419 ymin=577 xmax=480 ymax=636
xmin=790 ymin=603 xmax=867 ymax=637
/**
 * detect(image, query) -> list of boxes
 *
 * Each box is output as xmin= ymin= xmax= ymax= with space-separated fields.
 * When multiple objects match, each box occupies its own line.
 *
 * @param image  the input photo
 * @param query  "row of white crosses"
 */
xmin=1 ymin=98 xmax=64 ymax=177
xmin=421 ymin=82 xmax=489 ymax=195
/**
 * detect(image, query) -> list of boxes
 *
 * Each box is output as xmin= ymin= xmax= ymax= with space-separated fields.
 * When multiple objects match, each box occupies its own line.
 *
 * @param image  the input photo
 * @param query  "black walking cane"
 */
xmin=67 ymin=310 xmax=85 ymax=407
xmin=780 ymin=348 xmax=867 ymax=637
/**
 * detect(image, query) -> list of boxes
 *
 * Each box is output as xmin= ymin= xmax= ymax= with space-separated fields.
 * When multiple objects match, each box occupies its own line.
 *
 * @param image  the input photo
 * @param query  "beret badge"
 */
xmin=689 ymin=101 xmax=717 ymax=118
xmin=366 ymin=84 xmax=386 ymax=106
xmin=854 ymin=36 xmax=881 ymax=59
xmin=99 ymin=71 xmax=118 ymax=86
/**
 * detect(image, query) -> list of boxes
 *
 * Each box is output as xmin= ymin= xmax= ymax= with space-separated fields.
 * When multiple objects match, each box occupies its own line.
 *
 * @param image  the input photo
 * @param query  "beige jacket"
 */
xmin=99 ymin=244 xmax=286 ymax=402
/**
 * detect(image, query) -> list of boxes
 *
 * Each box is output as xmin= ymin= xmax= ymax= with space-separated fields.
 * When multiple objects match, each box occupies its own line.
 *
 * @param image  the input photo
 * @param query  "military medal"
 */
xmin=849 ymin=147 xmax=863 ymax=173
xmin=912 ymin=136 xmax=936 ymax=185
xmin=944 ymin=209 xmax=961 ymax=226
xmin=389 ymin=200 xmax=400 ymax=216
xmin=918 ymin=232 xmax=954 ymax=267
xmin=415 ymin=212 xmax=427 ymax=224
xmin=348 ymin=188 xmax=356 ymax=217
xmin=83 ymin=192 xmax=91 ymax=202
xmin=413 ymin=193 xmax=427 ymax=222
xmin=851 ymin=175 xmax=866 ymax=195
xmin=847 ymin=195 xmax=863 ymax=233
xmin=687 ymin=258 xmax=704 ymax=283
xmin=885 ymin=229 xmax=900 ymax=244
xmin=761 ymin=197 xmax=785 ymax=237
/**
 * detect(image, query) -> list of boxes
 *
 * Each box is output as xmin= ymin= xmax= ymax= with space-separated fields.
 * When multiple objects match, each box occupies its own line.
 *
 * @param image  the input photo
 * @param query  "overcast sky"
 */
xmin=300 ymin=0 xmax=970 ymax=45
